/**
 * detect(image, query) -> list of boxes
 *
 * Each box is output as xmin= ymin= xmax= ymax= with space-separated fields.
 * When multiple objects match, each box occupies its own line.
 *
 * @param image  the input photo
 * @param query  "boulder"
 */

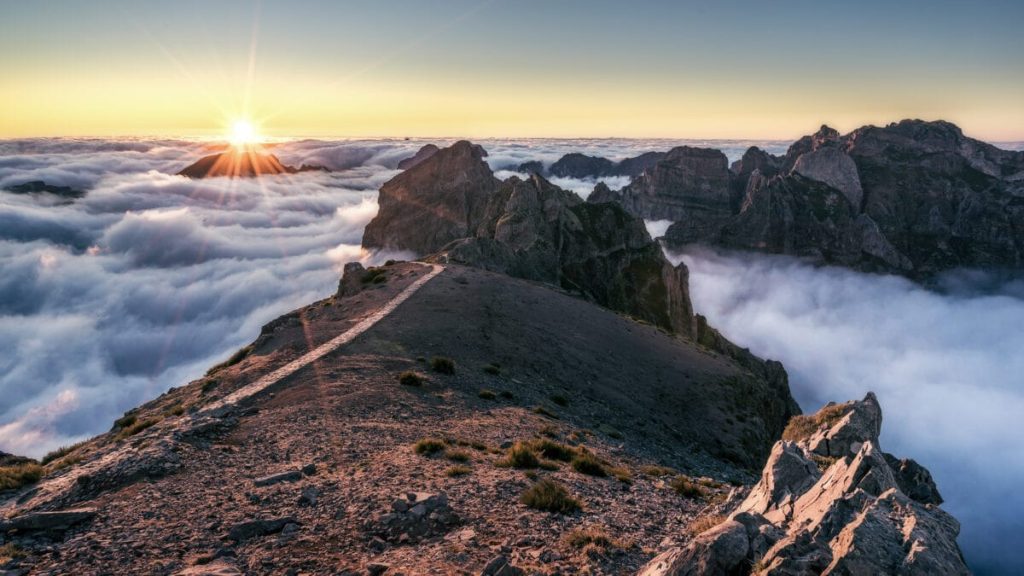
xmin=252 ymin=469 xmax=302 ymax=487
xmin=641 ymin=393 xmax=970 ymax=575
xmin=792 ymin=146 xmax=863 ymax=208
xmin=336 ymin=262 xmax=367 ymax=297
xmin=226 ymin=516 xmax=298 ymax=542
xmin=369 ymin=492 xmax=459 ymax=543
xmin=0 ymin=508 xmax=97 ymax=533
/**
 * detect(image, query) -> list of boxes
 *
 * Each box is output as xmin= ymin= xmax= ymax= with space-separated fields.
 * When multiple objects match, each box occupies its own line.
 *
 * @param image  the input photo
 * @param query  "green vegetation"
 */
xmin=499 ymin=390 xmax=514 ymax=400
xmin=598 ymin=423 xmax=624 ymax=439
xmin=40 ymin=441 xmax=87 ymax=466
xmin=532 ymin=405 xmax=559 ymax=419
xmin=430 ymin=356 xmax=455 ymax=374
xmin=639 ymin=465 xmax=676 ymax=477
xmin=483 ymin=363 xmax=501 ymax=375
xmin=688 ymin=514 xmax=726 ymax=535
xmin=0 ymin=463 xmax=43 ymax=491
xmin=112 ymin=413 xmax=137 ymax=430
xmin=478 ymin=389 xmax=497 ymax=400
xmin=444 ymin=449 xmax=471 ymax=463
xmin=499 ymin=441 xmax=540 ymax=469
xmin=200 ymin=379 xmax=219 ymax=395
xmin=671 ymin=475 xmax=708 ymax=499
xmin=521 ymin=479 xmax=581 ymax=513
xmin=571 ymin=451 xmax=607 ymax=477
xmin=398 ymin=370 xmax=425 ymax=387
xmin=206 ymin=344 xmax=253 ymax=376
xmin=609 ymin=466 xmax=633 ymax=484
xmin=564 ymin=526 xmax=626 ymax=551
xmin=782 ymin=403 xmax=850 ymax=442
xmin=530 ymin=439 xmax=576 ymax=462
xmin=116 ymin=417 xmax=160 ymax=439
xmin=361 ymin=267 xmax=387 ymax=284
xmin=414 ymin=437 xmax=447 ymax=456
xmin=445 ymin=465 xmax=472 ymax=477
xmin=549 ymin=393 xmax=569 ymax=406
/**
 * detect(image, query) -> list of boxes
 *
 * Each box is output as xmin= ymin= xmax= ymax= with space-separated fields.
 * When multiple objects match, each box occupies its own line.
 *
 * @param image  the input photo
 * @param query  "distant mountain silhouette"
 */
xmin=177 ymin=146 xmax=328 ymax=178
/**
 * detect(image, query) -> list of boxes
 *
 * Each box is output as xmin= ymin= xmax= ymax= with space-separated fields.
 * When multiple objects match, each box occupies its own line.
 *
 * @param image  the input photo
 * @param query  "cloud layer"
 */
xmin=3 ymin=136 xmax=1021 ymax=571
xmin=671 ymin=247 xmax=1024 ymax=574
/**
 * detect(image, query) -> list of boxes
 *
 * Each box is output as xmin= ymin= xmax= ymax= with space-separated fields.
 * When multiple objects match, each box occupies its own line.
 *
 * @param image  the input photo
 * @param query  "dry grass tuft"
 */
xmin=521 ymin=479 xmax=581 ymax=513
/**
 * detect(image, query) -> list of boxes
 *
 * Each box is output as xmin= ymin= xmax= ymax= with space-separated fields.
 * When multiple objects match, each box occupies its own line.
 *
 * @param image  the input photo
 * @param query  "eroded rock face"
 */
xmin=363 ymin=141 xmax=696 ymax=334
xmin=642 ymin=393 xmax=969 ymax=575
xmin=363 ymin=141 xmax=499 ymax=255
xmin=655 ymin=120 xmax=1024 ymax=277
xmin=602 ymin=147 xmax=733 ymax=223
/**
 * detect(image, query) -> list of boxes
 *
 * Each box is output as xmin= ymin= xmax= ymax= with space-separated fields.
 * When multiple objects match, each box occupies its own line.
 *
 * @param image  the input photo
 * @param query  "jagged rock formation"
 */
xmin=518 ymin=151 xmax=666 ymax=179
xmin=364 ymin=141 xmax=696 ymax=335
xmin=397 ymin=144 xmax=439 ymax=170
xmin=587 ymin=120 xmax=1024 ymax=277
xmin=3 ymin=180 xmax=85 ymax=199
xmin=641 ymin=393 xmax=969 ymax=575
xmin=177 ymin=147 xmax=328 ymax=179
xmin=362 ymin=141 xmax=499 ymax=256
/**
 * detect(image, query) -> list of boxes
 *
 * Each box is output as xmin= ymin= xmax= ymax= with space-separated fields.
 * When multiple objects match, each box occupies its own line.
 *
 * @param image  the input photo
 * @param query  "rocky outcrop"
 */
xmin=362 ymin=141 xmax=500 ymax=255
xmin=397 ymin=144 xmax=439 ymax=170
xmin=548 ymin=153 xmax=615 ymax=178
xmin=590 ymin=147 xmax=733 ymax=226
xmin=3 ymin=180 xmax=85 ymax=199
xmin=177 ymin=147 xmax=328 ymax=178
xmin=364 ymin=141 xmax=696 ymax=334
xmin=522 ymin=151 xmax=666 ymax=179
xmin=655 ymin=120 xmax=1024 ymax=277
xmin=641 ymin=393 xmax=969 ymax=575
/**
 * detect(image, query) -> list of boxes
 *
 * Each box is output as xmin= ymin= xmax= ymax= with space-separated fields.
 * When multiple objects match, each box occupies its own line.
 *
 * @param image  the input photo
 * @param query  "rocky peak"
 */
xmin=177 ymin=147 xmax=328 ymax=179
xmin=396 ymin=144 xmax=440 ymax=170
xmin=362 ymin=140 xmax=499 ymax=255
xmin=642 ymin=392 xmax=967 ymax=575
xmin=548 ymin=153 xmax=615 ymax=178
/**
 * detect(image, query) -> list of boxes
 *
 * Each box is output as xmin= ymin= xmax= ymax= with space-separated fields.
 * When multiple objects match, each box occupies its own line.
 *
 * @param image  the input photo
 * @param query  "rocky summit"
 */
xmin=177 ymin=146 xmax=328 ymax=179
xmin=584 ymin=119 xmax=1024 ymax=278
xmin=640 ymin=393 xmax=968 ymax=575
xmin=365 ymin=141 xmax=696 ymax=335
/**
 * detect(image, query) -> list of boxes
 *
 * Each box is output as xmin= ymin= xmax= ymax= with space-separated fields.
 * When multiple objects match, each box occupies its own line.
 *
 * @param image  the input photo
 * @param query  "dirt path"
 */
xmin=202 ymin=262 xmax=445 ymax=415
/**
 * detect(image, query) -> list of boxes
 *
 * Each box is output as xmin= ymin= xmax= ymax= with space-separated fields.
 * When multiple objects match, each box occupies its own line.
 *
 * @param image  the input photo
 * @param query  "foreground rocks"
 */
xmin=642 ymin=393 xmax=969 ymax=575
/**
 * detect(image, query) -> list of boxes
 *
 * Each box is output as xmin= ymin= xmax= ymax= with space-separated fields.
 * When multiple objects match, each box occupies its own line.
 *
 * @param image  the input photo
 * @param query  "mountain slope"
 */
xmin=1 ymin=261 xmax=798 ymax=574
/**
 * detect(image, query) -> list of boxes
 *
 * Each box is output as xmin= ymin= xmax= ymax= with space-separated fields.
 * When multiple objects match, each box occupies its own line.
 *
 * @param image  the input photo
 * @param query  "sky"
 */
xmin=1 ymin=0 xmax=1023 ymax=140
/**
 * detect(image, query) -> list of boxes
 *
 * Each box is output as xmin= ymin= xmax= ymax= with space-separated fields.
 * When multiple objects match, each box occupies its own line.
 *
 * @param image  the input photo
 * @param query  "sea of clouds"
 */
xmin=1 ymin=136 xmax=1022 ymax=572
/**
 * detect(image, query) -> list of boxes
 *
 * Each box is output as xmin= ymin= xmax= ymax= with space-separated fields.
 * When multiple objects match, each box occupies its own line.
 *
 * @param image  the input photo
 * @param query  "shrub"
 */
xmin=564 ymin=526 xmax=624 ymax=550
xmin=430 ymin=356 xmax=455 ymax=374
xmin=549 ymin=394 xmax=569 ymax=406
xmin=598 ymin=423 xmax=624 ymax=439
xmin=688 ymin=514 xmax=726 ymax=536
xmin=521 ymin=479 xmax=581 ymax=513
xmin=414 ymin=437 xmax=447 ymax=456
xmin=478 ymin=389 xmax=497 ymax=400
xmin=117 ymin=417 xmax=160 ymax=439
xmin=532 ymin=406 xmax=558 ymax=419
xmin=166 ymin=404 xmax=186 ymax=416
xmin=483 ymin=363 xmax=501 ymax=375
xmin=398 ymin=371 xmax=425 ymax=386
xmin=112 ymin=413 xmax=137 ymax=430
xmin=811 ymin=454 xmax=838 ymax=472
xmin=571 ymin=451 xmax=607 ymax=477
xmin=610 ymin=466 xmax=633 ymax=484
xmin=445 ymin=449 xmax=471 ymax=463
xmin=0 ymin=463 xmax=43 ymax=491
xmin=639 ymin=465 xmax=676 ymax=477
xmin=671 ymin=475 xmax=708 ymax=499
xmin=361 ymin=268 xmax=387 ymax=284
xmin=206 ymin=345 xmax=253 ymax=376
xmin=782 ymin=403 xmax=849 ymax=442
xmin=40 ymin=441 xmax=87 ymax=466
xmin=539 ymin=425 xmax=559 ymax=438
xmin=0 ymin=543 xmax=26 ymax=562
xmin=200 ymin=379 xmax=219 ymax=395
xmin=446 ymin=465 xmax=471 ymax=477
xmin=530 ymin=439 xmax=576 ymax=462
xmin=500 ymin=442 xmax=540 ymax=469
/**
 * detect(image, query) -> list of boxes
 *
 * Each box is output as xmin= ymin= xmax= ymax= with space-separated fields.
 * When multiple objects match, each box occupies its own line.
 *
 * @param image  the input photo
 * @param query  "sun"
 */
xmin=228 ymin=120 xmax=260 ymax=147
